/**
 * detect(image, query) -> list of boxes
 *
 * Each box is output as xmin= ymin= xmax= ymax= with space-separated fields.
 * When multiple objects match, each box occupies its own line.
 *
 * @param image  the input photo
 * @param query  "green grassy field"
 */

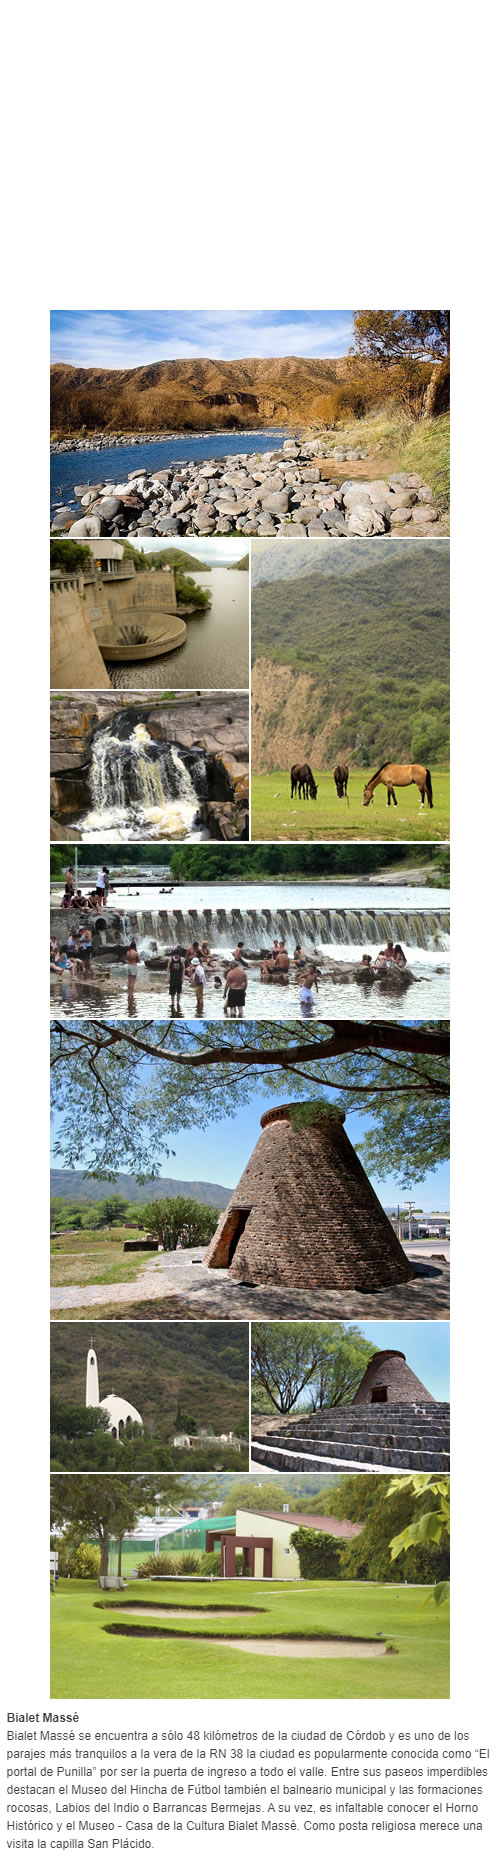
xmin=251 ymin=769 xmax=450 ymax=843
xmin=50 ymin=1230 xmax=149 ymax=1289
xmin=51 ymin=1577 xmax=449 ymax=1700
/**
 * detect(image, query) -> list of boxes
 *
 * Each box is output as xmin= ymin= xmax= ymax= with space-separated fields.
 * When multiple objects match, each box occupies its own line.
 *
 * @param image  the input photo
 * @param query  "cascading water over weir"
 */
xmin=83 ymin=902 xmax=450 ymax=956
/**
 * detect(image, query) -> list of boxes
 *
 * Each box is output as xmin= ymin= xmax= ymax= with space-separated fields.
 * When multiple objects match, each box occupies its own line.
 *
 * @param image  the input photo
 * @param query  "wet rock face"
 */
xmin=50 ymin=700 xmax=99 ymax=772
xmin=51 ymin=439 xmax=446 ymax=540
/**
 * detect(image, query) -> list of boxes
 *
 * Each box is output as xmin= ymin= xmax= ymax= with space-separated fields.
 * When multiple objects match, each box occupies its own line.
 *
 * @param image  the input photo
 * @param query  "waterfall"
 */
xmin=89 ymin=731 xmax=127 ymax=816
xmin=105 ymin=904 xmax=450 ymax=955
xmin=77 ymin=722 xmax=204 ymax=841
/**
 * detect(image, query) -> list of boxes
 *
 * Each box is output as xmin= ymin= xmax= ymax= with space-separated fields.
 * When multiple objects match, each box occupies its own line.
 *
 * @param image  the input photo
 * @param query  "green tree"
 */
xmin=217 ymin=1480 xmax=291 ymax=1515
xmin=50 ymin=1401 xmax=111 ymax=1441
xmin=411 ymin=711 xmax=449 ymax=763
xmin=50 ymin=1474 xmax=215 ymax=1580
xmin=325 ymin=1474 xmax=450 ymax=1586
xmin=353 ymin=311 xmax=449 ymax=362
xmin=50 ymin=539 xmax=93 ymax=574
xmin=251 ymin=1322 xmax=375 ymax=1415
xmin=386 ymin=1474 xmax=450 ymax=1606
xmin=95 ymin=1195 xmax=131 ymax=1228
xmin=174 ymin=571 xmax=210 ymax=609
xmin=142 ymin=1195 xmax=217 ymax=1251
xmin=50 ymin=1020 xmax=449 ymax=1191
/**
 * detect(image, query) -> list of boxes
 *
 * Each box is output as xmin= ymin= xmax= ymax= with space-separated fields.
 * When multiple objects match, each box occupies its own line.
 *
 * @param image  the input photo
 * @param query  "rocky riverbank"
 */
xmin=51 ymin=436 xmax=446 ymax=539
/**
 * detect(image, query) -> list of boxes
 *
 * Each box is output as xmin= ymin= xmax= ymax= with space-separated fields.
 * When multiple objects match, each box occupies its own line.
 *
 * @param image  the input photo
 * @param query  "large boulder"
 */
xmin=94 ymin=496 xmax=123 ymax=519
xmin=51 ymin=507 xmax=75 ymax=530
xmin=69 ymin=514 xmax=103 ymax=537
xmin=347 ymin=506 xmax=387 ymax=536
xmin=390 ymin=505 xmax=413 ymax=525
xmin=260 ymin=490 xmax=291 ymax=515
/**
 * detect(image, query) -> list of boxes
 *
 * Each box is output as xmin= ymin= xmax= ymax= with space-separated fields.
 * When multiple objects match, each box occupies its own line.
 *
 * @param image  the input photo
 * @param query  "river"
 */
xmin=50 ymin=430 xmax=288 ymax=517
xmin=108 ymin=568 xmax=249 ymax=692
xmin=50 ymin=959 xmax=449 ymax=1023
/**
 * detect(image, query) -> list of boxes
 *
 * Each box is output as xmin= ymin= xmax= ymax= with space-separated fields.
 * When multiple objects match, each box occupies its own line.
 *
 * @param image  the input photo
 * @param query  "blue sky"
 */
xmin=291 ymin=1321 xmax=450 ymax=1403
xmin=50 ymin=311 xmax=355 ymax=369
xmin=51 ymin=1084 xmax=449 ymax=1208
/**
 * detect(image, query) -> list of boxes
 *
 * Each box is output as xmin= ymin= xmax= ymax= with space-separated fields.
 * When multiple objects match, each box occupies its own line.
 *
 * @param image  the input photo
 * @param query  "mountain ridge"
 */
xmin=50 ymin=1169 xmax=232 ymax=1210
xmin=50 ymin=355 xmax=354 ymax=434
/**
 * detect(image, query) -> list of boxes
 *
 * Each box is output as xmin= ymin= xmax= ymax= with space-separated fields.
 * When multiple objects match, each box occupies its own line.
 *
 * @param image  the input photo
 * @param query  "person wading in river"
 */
xmin=126 ymin=939 xmax=140 ymax=998
xmin=224 ymin=960 xmax=248 ymax=1019
xmin=190 ymin=958 xmax=206 ymax=1015
xmin=168 ymin=950 xmax=184 ymax=1016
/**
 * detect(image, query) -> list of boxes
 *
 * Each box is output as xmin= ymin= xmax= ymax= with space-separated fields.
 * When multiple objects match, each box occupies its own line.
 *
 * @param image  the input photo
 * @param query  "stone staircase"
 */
xmin=251 ymin=1402 xmax=450 ymax=1473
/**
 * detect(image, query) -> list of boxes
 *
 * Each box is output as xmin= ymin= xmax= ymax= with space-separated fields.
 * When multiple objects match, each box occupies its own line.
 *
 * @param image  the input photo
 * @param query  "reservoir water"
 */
xmin=50 ymin=430 xmax=288 ymax=517
xmin=109 ymin=568 xmax=249 ymax=692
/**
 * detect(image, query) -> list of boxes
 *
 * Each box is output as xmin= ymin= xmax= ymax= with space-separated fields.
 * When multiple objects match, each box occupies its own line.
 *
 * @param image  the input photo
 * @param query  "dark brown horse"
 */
xmin=334 ymin=762 xmax=349 ymax=799
xmin=291 ymin=763 xmax=318 ymax=800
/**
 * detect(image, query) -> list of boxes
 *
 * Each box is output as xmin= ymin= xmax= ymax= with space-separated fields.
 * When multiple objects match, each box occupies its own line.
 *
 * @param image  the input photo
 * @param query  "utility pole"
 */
xmin=405 ymin=1201 xmax=423 ymax=1244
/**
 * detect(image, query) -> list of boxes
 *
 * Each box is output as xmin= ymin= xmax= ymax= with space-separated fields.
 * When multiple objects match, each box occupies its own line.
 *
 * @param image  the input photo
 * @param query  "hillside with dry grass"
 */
xmin=50 ymin=353 xmax=439 ymax=436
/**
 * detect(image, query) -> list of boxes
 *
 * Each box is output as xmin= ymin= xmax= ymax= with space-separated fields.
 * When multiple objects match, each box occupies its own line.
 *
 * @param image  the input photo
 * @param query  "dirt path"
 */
xmin=50 ymin=1249 xmax=450 ymax=1319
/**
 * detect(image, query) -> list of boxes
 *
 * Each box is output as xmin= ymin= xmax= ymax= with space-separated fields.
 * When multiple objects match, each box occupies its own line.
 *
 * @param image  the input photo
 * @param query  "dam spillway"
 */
xmin=50 ymin=901 xmax=450 ymax=955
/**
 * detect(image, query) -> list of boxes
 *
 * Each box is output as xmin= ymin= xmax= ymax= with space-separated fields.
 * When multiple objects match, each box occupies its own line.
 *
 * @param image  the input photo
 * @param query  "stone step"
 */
xmin=289 ymin=1401 xmax=448 ymax=1429
xmin=252 ymin=1439 xmax=450 ymax=1473
xmin=260 ymin=1429 xmax=449 ymax=1458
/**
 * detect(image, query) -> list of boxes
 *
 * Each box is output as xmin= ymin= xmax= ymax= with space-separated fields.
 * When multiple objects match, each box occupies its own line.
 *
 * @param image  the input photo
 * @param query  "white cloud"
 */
xmin=50 ymin=310 xmax=355 ymax=367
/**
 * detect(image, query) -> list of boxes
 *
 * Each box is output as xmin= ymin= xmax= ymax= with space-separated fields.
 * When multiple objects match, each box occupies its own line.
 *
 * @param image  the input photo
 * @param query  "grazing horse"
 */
xmin=290 ymin=762 xmax=318 ymax=800
xmin=362 ymin=762 xmax=433 ymax=808
xmin=333 ymin=762 xmax=349 ymax=799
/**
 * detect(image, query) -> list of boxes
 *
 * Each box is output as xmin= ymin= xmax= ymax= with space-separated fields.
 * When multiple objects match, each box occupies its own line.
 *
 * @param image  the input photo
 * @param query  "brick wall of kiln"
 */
xmin=352 ymin=1351 xmax=434 ymax=1404
xmin=205 ymin=1115 xmax=413 ymax=1290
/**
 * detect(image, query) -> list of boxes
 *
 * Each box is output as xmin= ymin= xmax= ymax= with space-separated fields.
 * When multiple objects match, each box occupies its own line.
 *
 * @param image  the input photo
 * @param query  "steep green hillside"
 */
xmin=252 ymin=542 xmax=449 ymax=767
xmin=50 ymin=1170 xmax=231 ymax=1210
xmin=50 ymin=1322 xmax=248 ymax=1436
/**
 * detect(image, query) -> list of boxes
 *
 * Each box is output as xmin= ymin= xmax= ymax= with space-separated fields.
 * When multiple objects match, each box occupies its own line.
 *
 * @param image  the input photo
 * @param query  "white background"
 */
xmin=2 ymin=2 xmax=499 ymax=1851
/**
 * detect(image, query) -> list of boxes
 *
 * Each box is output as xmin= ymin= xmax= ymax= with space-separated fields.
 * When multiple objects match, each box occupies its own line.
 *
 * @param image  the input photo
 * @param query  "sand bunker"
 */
xmin=114 ymin=1608 xmax=262 ymax=1621
xmin=108 ymin=1625 xmax=389 ymax=1659
xmin=208 ymin=1637 xmax=388 ymax=1659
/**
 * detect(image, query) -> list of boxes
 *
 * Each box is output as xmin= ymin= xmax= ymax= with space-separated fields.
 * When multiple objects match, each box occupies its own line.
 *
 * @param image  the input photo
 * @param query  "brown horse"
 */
xmin=334 ymin=762 xmax=349 ymax=799
xmin=291 ymin=763 xmax=318 ymax=800
xmin=362 ymin=762 xmax=433 ymax=808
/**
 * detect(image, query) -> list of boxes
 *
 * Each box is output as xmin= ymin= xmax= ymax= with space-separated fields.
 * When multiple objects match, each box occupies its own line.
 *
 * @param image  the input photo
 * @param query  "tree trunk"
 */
xmin=423 ymin=357 xmax=450 ymax=419
xmin=117 ymin=1538 xmax=123 ymax=1579
xmin=99 ymin=1531 xmax=109 ymax=1580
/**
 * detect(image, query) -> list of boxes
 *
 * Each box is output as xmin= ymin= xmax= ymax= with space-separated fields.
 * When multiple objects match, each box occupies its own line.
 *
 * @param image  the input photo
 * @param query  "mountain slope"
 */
xmin=50 ymin=1322 xmax=248 ymax=1434
xmin=252 ymin=542 xmax=449 ymax=769
xmin=50 ymin=1169 xmax=231 ymax=1210
xmin=50 ymin=356 xmax=354 ymax=434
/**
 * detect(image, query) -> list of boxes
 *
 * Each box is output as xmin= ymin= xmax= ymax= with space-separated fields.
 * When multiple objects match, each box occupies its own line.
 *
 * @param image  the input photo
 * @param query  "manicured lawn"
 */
xmin=51 ymin=1577 xmax=449 ymax=1700
xmin=251 ymin=769 xmax=449 ymax=843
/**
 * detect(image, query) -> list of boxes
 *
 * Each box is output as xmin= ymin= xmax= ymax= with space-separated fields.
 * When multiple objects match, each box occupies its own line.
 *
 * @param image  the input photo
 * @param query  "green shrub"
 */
xmin=136 ymin=1552 xmax=174 ymax=1577
xmin=177 ymin=1552 xmax=201 ymax=1574
xmin=290 ymin=1527 xmax=344 ymax=1579
xmin=200 ymin=1550 xmax=222 ymax=1576
xmin=73 ymin=1543 xmax=101 ymax=1580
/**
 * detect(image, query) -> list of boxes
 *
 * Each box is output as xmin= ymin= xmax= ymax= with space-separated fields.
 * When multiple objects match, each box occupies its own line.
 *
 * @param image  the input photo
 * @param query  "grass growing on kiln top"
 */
xmin=251 ymin=768 xmax=450 ymax=843
xmin=51 ymin=1577 xmax=449 ymax=1701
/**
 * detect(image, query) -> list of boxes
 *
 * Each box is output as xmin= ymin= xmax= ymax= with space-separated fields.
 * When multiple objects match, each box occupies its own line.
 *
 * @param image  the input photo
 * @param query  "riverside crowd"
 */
xmin=50 ymin=868 xmax=407 ymax=1016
